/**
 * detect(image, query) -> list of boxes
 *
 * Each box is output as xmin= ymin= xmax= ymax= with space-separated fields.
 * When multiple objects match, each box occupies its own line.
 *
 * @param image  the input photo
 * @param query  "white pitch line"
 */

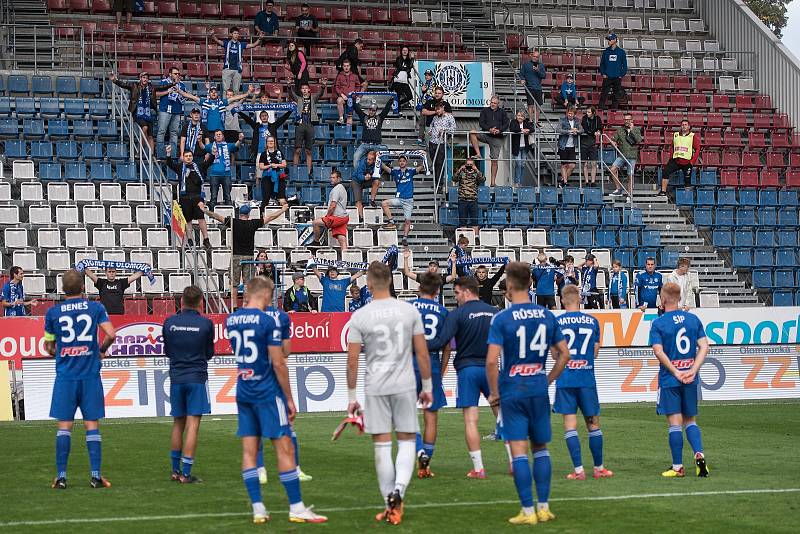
xmin=1 ymin=488 xmax=798 ymax=528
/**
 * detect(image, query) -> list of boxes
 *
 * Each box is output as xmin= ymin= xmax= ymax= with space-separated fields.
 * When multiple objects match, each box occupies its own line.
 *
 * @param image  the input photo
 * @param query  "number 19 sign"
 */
xmin=415 ymin=60 xmax=494 ymax=108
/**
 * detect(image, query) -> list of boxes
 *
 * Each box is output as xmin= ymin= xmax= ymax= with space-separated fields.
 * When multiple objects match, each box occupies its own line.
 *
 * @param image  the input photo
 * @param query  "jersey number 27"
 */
xmin=563 ymin=327 xmax=593 ymax=356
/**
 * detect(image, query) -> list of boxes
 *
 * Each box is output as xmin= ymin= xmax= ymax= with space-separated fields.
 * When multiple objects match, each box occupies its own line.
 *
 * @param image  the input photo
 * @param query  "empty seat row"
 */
xmin=693 ymin=207 xmax=799 ymax=228
xmin=0 ymin=75 xmax=101 ymax=96
xmin=0 ymin=118 xmax=119 ymax=140
xmin=0 ymin=97 xmax=109 ymax=118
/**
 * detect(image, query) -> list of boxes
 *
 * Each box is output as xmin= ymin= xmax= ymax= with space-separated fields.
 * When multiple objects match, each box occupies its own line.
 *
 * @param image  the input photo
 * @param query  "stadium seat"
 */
xmin=8 ymin=75 xmax=29 ymax=94
xmin=773 ymin=290 xmax=794 ymax=306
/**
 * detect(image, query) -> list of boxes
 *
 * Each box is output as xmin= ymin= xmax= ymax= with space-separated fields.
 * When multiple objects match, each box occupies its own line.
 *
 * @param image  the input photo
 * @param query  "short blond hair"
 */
xmin=560 ymin=285 xmax=580 ymax=306
xmin=660 ymin=282 xmax=682 ymax=304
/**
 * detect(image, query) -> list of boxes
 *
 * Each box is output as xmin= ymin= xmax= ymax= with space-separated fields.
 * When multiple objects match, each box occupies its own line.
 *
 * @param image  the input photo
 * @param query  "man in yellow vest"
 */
xmin=659 ymin=120 xmax=701 ymax=196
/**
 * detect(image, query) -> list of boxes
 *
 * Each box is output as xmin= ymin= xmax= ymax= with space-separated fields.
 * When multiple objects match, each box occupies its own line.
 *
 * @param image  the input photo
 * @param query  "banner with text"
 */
xmin=415 ymin=60 xmax=494 ymax=108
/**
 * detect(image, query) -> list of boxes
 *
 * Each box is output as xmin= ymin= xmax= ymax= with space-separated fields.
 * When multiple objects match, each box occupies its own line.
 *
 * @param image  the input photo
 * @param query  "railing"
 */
xmin=0 ymin=23 xmax=87 ymax=73
xmin=599 ymin=132 xmax=634 ymax=196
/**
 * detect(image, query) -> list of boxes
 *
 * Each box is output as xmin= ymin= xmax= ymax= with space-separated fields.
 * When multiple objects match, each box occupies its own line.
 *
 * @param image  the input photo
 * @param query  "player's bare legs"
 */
xmin=373 ymin=431 xmax=416 ymax=525
xmin=463 ymin=407 xmax=485 ymax=478
xmin=177 ymin=415 xmax=202 ymax=483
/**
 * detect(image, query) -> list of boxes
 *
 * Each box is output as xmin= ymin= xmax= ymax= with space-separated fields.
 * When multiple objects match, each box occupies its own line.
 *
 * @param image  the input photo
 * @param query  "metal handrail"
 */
xmin=599 ymin=131 xmax=634 ymax=196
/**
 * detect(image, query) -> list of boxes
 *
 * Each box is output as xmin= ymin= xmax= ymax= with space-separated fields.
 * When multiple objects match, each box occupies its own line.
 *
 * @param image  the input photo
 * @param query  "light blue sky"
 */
xmin=782 ymin=3 xmax=800 ymax=59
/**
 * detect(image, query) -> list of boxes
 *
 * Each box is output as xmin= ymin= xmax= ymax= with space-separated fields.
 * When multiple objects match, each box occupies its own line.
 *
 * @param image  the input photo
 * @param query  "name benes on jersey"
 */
xmin=60 ymin=301 xmax=89 ymax=312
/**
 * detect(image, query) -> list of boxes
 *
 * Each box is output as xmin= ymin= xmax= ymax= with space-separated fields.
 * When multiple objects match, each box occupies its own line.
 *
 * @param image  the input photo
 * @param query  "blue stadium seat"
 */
xmin=8 ymin=75 xmax=29 ymax=94
xmin=488 ymin=207 xmax=508 ymax=225
xmin=759 ymin=189 xmax=779 ymax=207
xmin=301 ymin=186 xmax=322 ymax=205
xmin=778 ymin=208 xmax=798 ymax=227
xmin=618 ymin=229 xmax=638 ymax=247
xmin=32 ymin=76 xmax=52 ymax=95
xmin=39 ymin=98 xmax=61 ymax=118
xmin=561 ymin=187 xmax=581 ymax=205
xmin=115 ymin=162 xmax=137 ymax=181
xmin=47 ymin=119 xmax=69 ymax=139
xmin=774 ymin=269 xmax=796 ymax=288
xmin=699 ymin=169 xmax=718 ymax=185
xmin=583 ymin=187 xmax=603 ymax=206
xmin=0 ymin=97 xmax=11 ymax=115
xmin=64 ymin=162 xmax=87 ymax=180
xmin=97 ymin=120 xmax=118 ymax=141
xmin=675 ymin=188 xmax=694 ymax=206
xmin=778 ymin=190 xmax=798 ymax=207
xmin=338 ymin=166 xmax=352 ymax=182
xmin=776 ymin=248 xmax=797 ymax=267
xmin=89 ymin=161 xmax=112 ymax=181
xmin=614 ymin=248 xmax=634 ymax=267
xmin=738 ymin=189 xmax=758 ymax=206
xmin=107 ymin=143 xmax=128 ymax=161
xmin=0 ymin=75 xmax=5 ymax=94
xmin=752 ymin=269 xmax=773 ymax=288
xmin=595 ymin=229 xmax=617 ymax=248
xmin=712 ymin=229 xmax=732 ymax=248
xmin=447 ymin=186 xmax=458 ymax=203
xmin=312 ymin=165 xmax=331 ymax=183
xmin=753 ymin=248 xmax=774 ymax=267
xmin=717 ymin=188 xmax=737 ymax=206
xmin=72 ymin=119 xmax=94 ymax=139
xmin=162 ymin=165 xmax=177 ymax=182
xmin=477 ymin=186 xmax=491 ymax=205
xmin=333 ymin=124 xmax=352 ymax=141
xmin=237 ymin=144 xmax=251 ymax=161
xmin=641 ymin=230 xmax=661 ymax=247
xmin=549 ymin=229 xmax=571 ymax=248
xmin=56 ymin=76 xmax=77 ymax=95
xmin=755 ymin=229 xmax=775 ymax=247
xmin=80 ymin=78 xmax=101 ymax=96
xmin=695 ymin=187 xmax=715 ymax=206
xmin=556 ymin=208 xmax=576 ymax=226
xmin=778 ymin=230 xmax=797 ymax=247
xmin=88 ymin=99 xmax=109 ymax=118
xmin=439 ymin=206 xmax=458 ymax=226
xmin=64 ymin=99 xmax=85 ymax=118
xmin=30 ymin=141 xmax=53 ymax=160
xmin=638 ymin=249 xmax=659 ymax=269
xmin=539 ymin=186 xmax=559 ymax=205
xmin=602 ymin=207 xmax=622 ymax=226
xmin=661 ymin=249 xmax=679 ymax=268
xmin=574 ymin=228 xmax=593 ymax=248
xmin=56 ymin=140 xmax=78 ymax=160
xmin=240 ymin=164 xmax=256 ymax=183
xmin=16 ymin=98 xmax=37 ymax=117
xmin=734 ymin=229 xmax=754 ymax=248
xmin=736 ymin=207 xmax=756 ymax=226
xmin=39 ymin=162 xmax=62 ymax=181
xmin=23 ymin=119 xmax=45 ymax=139
xmin=773 ymin=290 xmax=794 ymax=306
xmin=732 ymin=248 xmax=752 ymax=269
xmin=510 ymin=208 xmax=530 ymax=226
xmin=4 ymin=140 xmax=27 ymax=158
xmin=290 ymin=166 xmax=310 ymax=182
xmin=0 ymin=118 xmax=17 ymax=138
xmin=81 ymin=141 xmax=103 ymax=160
xmin=624 ymin=208 xmax=643 ymax=227
xmin=495 ymin=186 xmax=513 ymax=205
xmin=323 ymin=144 xmax=343 ymax=161
xmin=534 ymin=208 xmax=553 ymax=226
xmin=517 ymin=187 xmax=536 ymax=205
xmin=759 ymin=207 xmax=779 ymax=227
xmin=715 ymin=207 xmax=735 ymax=227
xmin=477 ymin=208 xmax=488 ymax=226
xmin=578 ymin=208 xmax=599 ymax=226
xmin=693 ymin=208 xmax=712 ymax=227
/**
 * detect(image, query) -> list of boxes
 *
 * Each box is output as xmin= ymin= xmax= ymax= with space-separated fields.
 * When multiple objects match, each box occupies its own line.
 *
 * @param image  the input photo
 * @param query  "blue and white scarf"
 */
xmin=136 ymin=85 xmax=152 ymax=121
xmin=581 ymin=266 xmax=598 ymax=297
xmin=186 ymin=122 xmax=202 ymax=152
xmin=214 ymin=141 xmax=231 ymax=171
xmin=224 ymin=39 xmax=245 ymax=72
xmin=374 ymin=150 xmax=429 ymax=176
xmin=308 ymin=245 xmax=398 ymax=273
xmin=455 ymin=256 xmax=509 ymax=266
xmin=75 ymin=259 xmax=155 ymax=284
xmin=347 ymin=92 xmax=399 ymax=113
xmin=239 ymin=102 xmax=297 ymax=113
xmin=180 ymin=162 xmax=202 ymax=195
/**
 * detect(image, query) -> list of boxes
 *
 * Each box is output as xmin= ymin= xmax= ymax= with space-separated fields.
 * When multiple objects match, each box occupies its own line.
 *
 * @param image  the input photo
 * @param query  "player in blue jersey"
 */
xmin=410 ymin=272 xmax=451 ymax=478
xmin=650 ymin=282 xmax=710 ymax=478
xmin=164 ymin=286 xmax=215 ymax=484
xmin=226 ymin=277 xmax=327 ymax=524
xmin=634 ymin=257 xmax=663 ymax=311
xmin=44 ymin=269 xmax=116 ymax=490
xmin=554 ymin=285 xmax=613 ymax=480
xmin=531 ymin=253 xmax=559 ymax=309
xmin=486 ymin=262 xmax=570 ymax=525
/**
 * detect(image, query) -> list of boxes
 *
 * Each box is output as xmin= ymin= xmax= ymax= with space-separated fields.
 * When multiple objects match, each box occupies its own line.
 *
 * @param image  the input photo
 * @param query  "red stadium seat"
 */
xmin=48 ymin=0 xmax=68 ymax=11
xmin=165 ymin=23 xmax=185 ymax=38
xmin=723 ymin=129 xmax=743 ymax=147
xmin=141 ymin=1 xmax=155 ymax=14
xmin=639 ymin=149 xmax=661 ymax=167
xmin=787 ymin=171 xmax=800 ymax=187
xmin=673 ymin=75 xmax=691 ymax=91
xmin=133 ymin=41 xmax=154 ymax=57
xmin=689 ymin=93 xmax=708 ymax=109
xmin=69 ymin=0 xmax=90 ymax=12
xmin=141 ymin=60 xmax=161 ymax=74
xmin=124 ymin=298 xmax=148 ymax=315
xmin=157 ymin=1 xmax=177 ymax=16
xmin=200 ymin=3 xmax=220 ymax=18
xmin=286 ymin=5 xmax=302 ymax=19
xmin=221 ymin=3 xmax=241 ymax=18
xmin=177 ymin=42 xmax=198 ymax=58
xmin=179 ymin=3 xmax=199 ymax=17
xmin=309 ymin=6 xmax=328 ymax=21
xmin=722 ymin=150 xmax=742 ymax=167
xmin=729 ymin=112 xmax=747 ymax=130
xmin=330 ymin=7 xmax=349 ymax=22
xmin=653 ymin=75 xmax=670 ymax=90
xmin=642 ymin=129 xmax=662 ymax=147
xmin=391 ymin=8 xmax=411 ymax=24
xmin=152 ymin=297 xmax=176 ymax=315
xmin=704 ymin=130 xmax=723 ymax=147
xmin=506 ymin=34 xmax=523 ymax=51
xmin=742 ymin=151 xmax=762 ymax=168
xmin=720 ymin=170 xmax=739 ymax=187
xmin=760 ymin=170 xmax=780 ymax=187
xmin=712 ymin=95 xmax=733 ymax=110
xmin=695 ymin=76 xmax=714 ymax=91
xmin=373 ymin=9 xmax=390 ymax=24
xmin=772 ymin=134 xmax=791 ymax=149
xmin=631 ymin=92 xmax=649 ymax=108
xmin=705 ymin=112 xmax=723 ymax=130
xmin=789 ymin=152 xmax=800 ymax=169
xmin=143 ymin=23 xmax=163 ymax=36
xmin=666 ymin=111 xmax=683 ymax=126
xmin=362 ymin=30 xmax=380 ymax=43
xmin=739 ymin=170 xmax=759 ymax=187
xmin=669 ymin=94 xmax=688 ymax=110
xmin=647 ymin=111 xmax=666 ymax=129
xmin=702 ymin=151 xmax=722 ymax=167
xmin=208 ymin=63 xmax=223 ymax=78
xmin=242 ymin=4 xmax=260 ymax=18
xmin=117 ymin=60 xmax=138 ymax=76
xmin=748 ymin=132 xmax=768 ymax=149
xmin=766 ymin=152 xmax=787 ymax=168
xmin=341 ymin=30 xmax=358 ymax=42
xmin=186 ymin=61 xmax=208 ymax=78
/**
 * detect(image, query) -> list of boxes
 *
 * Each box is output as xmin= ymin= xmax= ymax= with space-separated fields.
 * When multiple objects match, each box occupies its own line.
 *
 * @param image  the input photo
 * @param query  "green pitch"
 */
xmin=1 ymin=401 xmax=799 ymax=533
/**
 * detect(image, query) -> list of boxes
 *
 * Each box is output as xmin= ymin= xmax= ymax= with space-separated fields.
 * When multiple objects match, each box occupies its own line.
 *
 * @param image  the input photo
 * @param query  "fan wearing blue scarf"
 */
xmin=176 ymin=83 xmax=253 ymax=144
xmin=210 ymin=26 xmax=264 ymax=93
xmin=110 ymin=71 xmax=175 ymax=152
xmin=204 ymin=129 xmax=244 ymax=210
xmin=607 ymin=259 xmax=629 ymax=309
xmin=578 ymin=254 xmax=606 ymax=309
xmin=256 ymin=136 xmax=288 ymax=207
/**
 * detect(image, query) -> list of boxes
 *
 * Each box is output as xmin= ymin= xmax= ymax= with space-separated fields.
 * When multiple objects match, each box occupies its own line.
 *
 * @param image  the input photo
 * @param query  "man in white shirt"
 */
xmin=309 ymin=169 xmax=349 ymax=250
xmin=666 ymin=257 xmax=698 ymax=310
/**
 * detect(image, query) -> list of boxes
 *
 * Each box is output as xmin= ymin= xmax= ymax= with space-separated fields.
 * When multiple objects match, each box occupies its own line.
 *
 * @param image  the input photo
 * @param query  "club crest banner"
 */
xmin=415 ymin=60 xmax=494 ymax=108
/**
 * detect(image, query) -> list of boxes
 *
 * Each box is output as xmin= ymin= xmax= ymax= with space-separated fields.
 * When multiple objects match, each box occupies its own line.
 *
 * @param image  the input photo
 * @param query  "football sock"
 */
xmin=394 ymin=440 xmax=416 ymax=497
xmin=374 ymin=442 xmax=395 ymax=504
xmin=279 ymin=469 xmax=303 ymax=508
xmin=564 ymin=429 xmax=582 ymax=469
xmin=684 ymin=422 xmax=703 ymax=455
xmin=256 ymin=442 xmax=265 ymax=469
xmin=532 ymin=449 xmax=552 ymax=507
xmin=422 ymin=442 xmax=435 ymax=460
xmin=291 ymin=431 xmax=300 ymax=467
xmin=588 ymin=429 xmax=604 ymax=468
xmin=668 ymin=425 xmax=684 ymax=468
xmin=511 ymin=455 xmax=534 ymax=508
xmin=469 ymin=450 xmax=484 ymax=472
xmin=55 ymin=429 xmax=71 ymax=479
xmin=252 ymin=502 xmax=267 ymax=517
xmin=170 ymin=449 xmax=181 ymax=472
xmin=85 ymin=429 xmax=102 ymax=479
xmin=181 ymin=456 xmax=193 ymax=477
xmin=242 ymin=468 xmax=262 ymax=505
xmin=415 ymin=433 xmax=424 ymax=456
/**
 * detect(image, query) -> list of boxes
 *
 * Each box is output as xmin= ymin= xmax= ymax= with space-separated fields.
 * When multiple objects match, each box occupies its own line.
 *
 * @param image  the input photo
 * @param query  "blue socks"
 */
xmin=242 ymin=468 xmax=262 ymax=504
xmin=291 ymin=431 xmax=300 ymax=467
xmin=85 ymin=429 xmax=102 ymax=479
xmin=511 ymin=455 xmax=534 ymax=508
xmin=532 ymin=449 xmax=552 ymax=506
xmin=669 ymin=425 xmax=684 ymax=466
xmin=564 ymin=430 xmax=582 ymax=468
xmin=422 ymin=442 xmax=435 ymax=460
xmin=588 ymin=429 xmax=604 ymax=468
xmin=415 ymin=432 xmax=424 ymax=455
xmin=181 ymin=456 xmax=194 ymax=477
xmin=684 ymin=422 xmax=703 ymax=455
xmin=279 ymin=469 xmax=303 ymax=505
xmin=170 ymin=449 xmax=181 ymax=472
xmin=256 ymin=442 xmax=265 ymax=469
xmin=55 ymin=429 xmax=71 ymax=479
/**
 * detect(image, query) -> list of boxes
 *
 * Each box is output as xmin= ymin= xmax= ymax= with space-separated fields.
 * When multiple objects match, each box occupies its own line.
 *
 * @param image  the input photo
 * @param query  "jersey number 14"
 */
xmin=515 ymin=324 xmax=548 ymax=359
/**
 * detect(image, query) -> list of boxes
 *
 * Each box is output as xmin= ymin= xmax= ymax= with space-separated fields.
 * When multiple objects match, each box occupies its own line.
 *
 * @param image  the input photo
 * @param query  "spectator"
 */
xmin=286 ymin=41 xmax=309 ymax=93
xmin=84 ymin=267 xmax=144 ymax=315
xmin=254 ymin=0 xmax=280 ymax=41
xmin=237 ymin=105 xmax=293 ymax=161
xmin=311 ymin=265 xmax=364 ymax=313
xmin=555 ymin=254 xmax=580 ymax=298
xmin=509 ymin=110 xmax=534 ymax=186
xmin=556 ymin=106 xmax=583 ymax=187
xmin=608 ymin=112 xmax=642 ymax=203
xmin=113 ymin=0 xmax=134 ymax=27
xmin=223 ymin=88 xmax=246 ymax=175
xmin=294 ymin=3 xmax=319 ymax=57
xmin=257 ymin=136 xmax=288 ymax=207
xmin=427 ymin=101 xmax=456 ymax=182
xmin=352 ymin=99 xmax=393 ymax=167
xmin=599 ymin=33 xmax=628 ymax=110
xmin=381 ymin=155 xmax=427 ymax=247
xmin=469 ymin=95 xmax=509 ymax=187
xmin=555 ymin=73 xmax=585 ymax=108
xmin=334 ymin=59 xmax=367 ymax=125
xmin=176 ymin=83 xmax=254 ymax=145
xmin=309 ymin=169 xmax=350 ymax=250
xmin=348 ymin=284 xmax=363 ymax=312
xmin=421 ymin=85 xmax=451 ymax=139
xmin=402 ymin=248 xmax=457 ymax=291
xmin=253 ymin=250 xmax=270 ymax=278
xmin=577 ymin=254 xmax=605 ymax=309
xmin=416 ymin=69 xmax=436 ymax=144
xmin=517 ymin=50 xmax=546 ymax=124
xmin=210 ymin=27 xmax=263 ymax=93
xmin=452 ymin=157 xmax=485 ymax=235
xmin=336 ymin=38 xmax=365 ymax=80
xmin=659 ymin=119 xmax=701 ymax=196
xmin=634 ymin=257 xmax=663 ymax=311
xmin=110 ymin=71 xmax=174 ymax=152
xmin=204 ymin=130 xmax=245 ymax=209
xmin=199 ymin=203 xmax=290 ymax=292
xmin=1 ymin=266 xmax=37 ymax=317
xmin=164 ymin=144 xmax=214 ymax=249
xmin=531 ymin=253 xmax=558 ymax=309
xmin=156 ymin=67 xmax=186 ymax=157
xmin=451 ymin=234 xmax=472 ymax=278
xmin=607 ymin=259 xmax=629 ymax=309
xmin=580 ymin=106 xmax=603 ymax=185
xmin=283 ymin=272 xmax=318 ymax=312
xmin=475 ymin=264 xmax=506 ymax=305
xmin=667 ymin=258 xmax=698 ymax=310
xmin=390 ymin=46 xmax=415 ymax=109
xmin=179 ymin=108 xmax=207 ymax=160
xmin=353 ymin=150 xmax=382 ymax=220
xmin=289 ymin=81 xmax=326 ymax=177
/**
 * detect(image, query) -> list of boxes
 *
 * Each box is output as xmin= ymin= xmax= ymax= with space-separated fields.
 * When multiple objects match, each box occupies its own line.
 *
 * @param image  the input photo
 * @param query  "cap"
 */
xmin=566 ymin=73 xmax=574 ymax=78
xmin=585 ymin=253 xmax=596 ymax=261
xmin=190 ymin=107 xmax=200 ymax=113
xmin=238 ymin=204 xmax=252 ymax=215
xmin=369 ymin=103 xmax=378 ymax=110
xmin=292 ymin=272 xmax=305 ymax=281
xmin=429 ymin=260 xmax=440 ymax=267
xmin=327 ymin=265 xmax=339 ymax=274
xmin=398 ymin=155 xmax=408 ymax=161
xmin=424 ymin=69 xmax=434 ymax=75
xmin=606 ymin=33 xmax=618 ymax=41
xmin=208 ymin=84 xmax=219 ymax=91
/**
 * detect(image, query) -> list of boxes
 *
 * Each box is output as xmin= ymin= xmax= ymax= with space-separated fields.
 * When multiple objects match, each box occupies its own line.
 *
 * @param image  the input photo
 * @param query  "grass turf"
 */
xmin=0 ymin=400 xmax=799 ymax=533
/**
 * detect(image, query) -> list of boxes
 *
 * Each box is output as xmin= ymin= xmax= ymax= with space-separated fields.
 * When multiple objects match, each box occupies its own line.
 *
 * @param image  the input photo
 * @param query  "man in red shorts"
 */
xmin=310 ymin=169 xmax=350 ymax=250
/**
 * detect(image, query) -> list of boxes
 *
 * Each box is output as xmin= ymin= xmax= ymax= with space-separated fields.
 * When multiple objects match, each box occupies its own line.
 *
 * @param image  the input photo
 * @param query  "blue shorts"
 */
xmin=237 ymin=396 xmax=293 ymax=439
xmin=170 ymin=382 xmax=211 ymax=417
xmin=495 ymin=413 xmax=505 ymax=440
xmin=456 ymin=365 xmax=490 ymax=408
xmin=499 ymin=395 xmax=551 ymax=444
xmin=553 ymin=387 xmax=600 ymax=417
xmin=657 ymin=383 xmax=699 ymax=417
xmin=416 ymin=370 xmax=447 ymax=411
xmin=49 ymin=376 xmax=105 ymax=421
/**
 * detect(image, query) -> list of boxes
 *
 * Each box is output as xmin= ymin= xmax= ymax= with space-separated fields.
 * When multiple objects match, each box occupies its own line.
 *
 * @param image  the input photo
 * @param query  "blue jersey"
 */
xmin=487 ymin=303 xmax=564 ymax=400
xmin=391 ymin=167 xmax=416 ymax=199
xmin=265 ymin=306 xmax=292 ymax=342
xmin=410 ymin=297 xmax=449 ymax=375
xmin=649 ymin=310 xmax=706 ymax=389
xmin=531 ymin=263 xmax=559 ymax=296
xmin=158 ymin=80 xmax=186 ymax=114
xmin=321 ymin=276 xmax=350 ymax=312
xmin=163 ymin=309 xmax=215 ymax=384
xmin=1 ymin=280 xmax=25 ymax=316
xmin=200 ymin=97 xmax=228 ymax=131
xmin=431 ymin=299 xmax=497 ymax=371
xmin=226 ymin=308 xmax=283 ymax=404
xmin=635 ymin=270 xmax=663 ymax=307
xmin=555 ymin=311 xmax=600 ymax=388
xmin=44 ymin=299 xmax=110 ymax=380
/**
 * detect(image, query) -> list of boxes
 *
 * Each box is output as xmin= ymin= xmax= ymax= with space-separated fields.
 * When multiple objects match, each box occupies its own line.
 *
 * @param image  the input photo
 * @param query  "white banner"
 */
xmin=22 ymin=345 xmax=800 ymax=420
xmin=415 ymin=60 xmax=494 ymax=108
